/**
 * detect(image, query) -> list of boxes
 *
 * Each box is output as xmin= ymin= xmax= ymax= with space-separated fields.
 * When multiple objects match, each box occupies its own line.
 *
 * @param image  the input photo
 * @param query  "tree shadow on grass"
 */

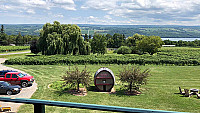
xmin=26 ymin=54 xmax=40 ymax=57
xmin=87 ymin=86 xmax=141 ymax=97
xmin=110 ymin=89 xmax=142 ymax=97
xmin=53 ymin=88 xmax=87 ymax=96
xmin=87 ymin=86 xmax=98 ymax=92
xmin=53 ymin=90 xmax=72 ymax=96
xmin=174 ymin=92 xmax=190 ymax=97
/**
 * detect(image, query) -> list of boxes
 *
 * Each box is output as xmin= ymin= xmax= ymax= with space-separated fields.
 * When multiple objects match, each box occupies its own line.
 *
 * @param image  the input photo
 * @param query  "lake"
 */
xmin=161 ymin=38 xmax=200 ymax=41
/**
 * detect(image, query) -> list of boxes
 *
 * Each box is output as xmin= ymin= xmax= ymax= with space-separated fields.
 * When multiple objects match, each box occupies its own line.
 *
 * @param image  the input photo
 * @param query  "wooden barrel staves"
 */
xmin=94 ymin=67 xmax=115 ymax=92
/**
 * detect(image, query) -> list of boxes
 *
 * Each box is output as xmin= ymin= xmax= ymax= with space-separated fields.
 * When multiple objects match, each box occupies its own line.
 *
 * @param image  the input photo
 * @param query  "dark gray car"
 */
xmin=0 ymin=70 xmax=17 ymax=77
xmin=0 ymin=81 xmax=22 ymax=95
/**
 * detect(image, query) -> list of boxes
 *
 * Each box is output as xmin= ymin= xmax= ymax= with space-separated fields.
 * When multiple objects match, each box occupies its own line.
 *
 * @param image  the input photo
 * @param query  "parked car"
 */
xmin=0 ymin=81 xmax=22 ymax=95
xmin=0 ymin=72 xmax=34 ymax=88
xmin=0 ymin=70 xmax=17 ymax=77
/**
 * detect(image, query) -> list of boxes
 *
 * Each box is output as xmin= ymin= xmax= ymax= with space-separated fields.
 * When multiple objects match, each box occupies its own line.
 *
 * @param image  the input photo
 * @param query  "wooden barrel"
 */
xmin=94 ymin=67 xmax=115 ymax=92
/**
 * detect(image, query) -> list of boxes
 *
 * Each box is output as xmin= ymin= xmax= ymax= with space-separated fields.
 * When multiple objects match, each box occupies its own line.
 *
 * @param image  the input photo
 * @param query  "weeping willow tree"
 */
xmin=38 ymin=21 xmax=91 ymax=55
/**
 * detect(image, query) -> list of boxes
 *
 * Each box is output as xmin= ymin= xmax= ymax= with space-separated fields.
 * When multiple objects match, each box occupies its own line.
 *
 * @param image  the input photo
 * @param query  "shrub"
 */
xmin=130 ymin=46 xmax=142 ymax=54
xmin=117 ymin=46 xmax=131 ymax=55
xmin=118 ymin=66 xmax=151 ymax=92
xmin=62 ymin=66 xmax=91 ymax=91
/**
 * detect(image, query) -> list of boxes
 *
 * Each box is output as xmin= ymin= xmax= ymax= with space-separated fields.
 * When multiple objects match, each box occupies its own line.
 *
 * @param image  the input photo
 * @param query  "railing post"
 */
xmin=34 ymin=104 xmax=45 ymax=113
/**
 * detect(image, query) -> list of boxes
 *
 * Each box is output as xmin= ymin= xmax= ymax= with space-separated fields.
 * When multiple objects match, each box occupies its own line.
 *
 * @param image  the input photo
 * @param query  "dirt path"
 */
xmin=0 ymin=58 xmax=37 ymax=112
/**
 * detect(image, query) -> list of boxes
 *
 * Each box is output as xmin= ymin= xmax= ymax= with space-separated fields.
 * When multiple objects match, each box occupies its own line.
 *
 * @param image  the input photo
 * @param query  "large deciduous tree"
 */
xmin=106 ymin=34 xmax=114 ymax=48
xmin=91 ymin=34 xmax=107 ymax=54
xmin=112 ymin=33 xmax=126 ymax=48
xmin=38 ymin=21 xmax=90 ymax=55
xmin=136 ymin=36 xmax=164 ymax=55
xmin=126 ymin=33 xmax=144 ymax=47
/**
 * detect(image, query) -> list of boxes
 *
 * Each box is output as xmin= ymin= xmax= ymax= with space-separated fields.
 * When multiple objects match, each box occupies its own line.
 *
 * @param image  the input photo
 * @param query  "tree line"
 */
xmin=2 ymin=21 xmax=200 ymax=56
xmin=32 ymin=21 xmax=163 ymax=55
xmin=109 ymin=33 xmax=163 ymax=55
xmin=164 ymin=39 xmax=200 ymax=47
xmin=0 ymin=25 xmax=39 ymax=46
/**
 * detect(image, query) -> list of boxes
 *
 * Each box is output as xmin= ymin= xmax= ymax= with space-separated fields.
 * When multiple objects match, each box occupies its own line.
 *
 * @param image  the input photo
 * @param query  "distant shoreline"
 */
xmin=2 ymin=24 xmax=200 ymax=38
xmin=161 ymin=37 xmax=200 ymax=38
xmin=161 ymin=38 xmax=200 ymax=41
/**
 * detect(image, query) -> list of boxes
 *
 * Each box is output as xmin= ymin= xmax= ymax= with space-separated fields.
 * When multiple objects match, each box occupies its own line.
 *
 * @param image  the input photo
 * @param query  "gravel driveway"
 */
xmin=0 ymin=58 xmax=37 ymax=112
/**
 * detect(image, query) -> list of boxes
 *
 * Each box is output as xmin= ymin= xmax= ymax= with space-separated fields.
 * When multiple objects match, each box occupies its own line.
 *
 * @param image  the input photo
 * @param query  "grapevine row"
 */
xmin=5 ymin=48 xmax=200 ymax=66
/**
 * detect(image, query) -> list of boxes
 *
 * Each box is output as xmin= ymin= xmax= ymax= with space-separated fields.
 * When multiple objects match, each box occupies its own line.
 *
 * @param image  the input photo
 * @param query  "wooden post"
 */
xmin=34 ymin=104 xmax=45 ymax=113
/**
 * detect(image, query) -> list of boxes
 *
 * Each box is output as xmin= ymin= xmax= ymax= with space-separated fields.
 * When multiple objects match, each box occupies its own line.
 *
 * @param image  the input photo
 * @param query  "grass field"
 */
xmin=0 ymin=50 xmax=31 ymax=58
xmin=6 ymin=64 xmax=200 ymax=113
xmin=0 ymin=46 xmax=30 ymax=53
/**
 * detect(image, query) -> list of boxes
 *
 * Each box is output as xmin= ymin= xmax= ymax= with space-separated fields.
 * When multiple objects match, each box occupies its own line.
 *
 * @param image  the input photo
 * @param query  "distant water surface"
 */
xmin=161 ymin=38 xmax=200 ymax=41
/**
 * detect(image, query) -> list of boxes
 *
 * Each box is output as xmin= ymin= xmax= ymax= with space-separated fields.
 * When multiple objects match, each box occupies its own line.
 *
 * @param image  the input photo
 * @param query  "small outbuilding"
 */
xmin=94 ymin=67 xmax=115 ymax=92
xmin=162 ymin=45 xmax=176 ymax=47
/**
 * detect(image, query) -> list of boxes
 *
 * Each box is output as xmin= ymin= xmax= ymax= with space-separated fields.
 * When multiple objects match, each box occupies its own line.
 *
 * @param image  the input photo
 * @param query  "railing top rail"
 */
xmin=0 ymin=97 xmax=186 ymax=113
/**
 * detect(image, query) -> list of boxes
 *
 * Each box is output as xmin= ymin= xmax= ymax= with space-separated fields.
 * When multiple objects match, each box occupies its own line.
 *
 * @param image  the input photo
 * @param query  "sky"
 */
xmin=0 ymin=0 xmax=200 ymax=25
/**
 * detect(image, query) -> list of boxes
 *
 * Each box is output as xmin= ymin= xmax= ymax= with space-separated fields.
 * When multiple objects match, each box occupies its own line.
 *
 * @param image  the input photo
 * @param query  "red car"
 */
xmin=0 ymin=72 xmax=34 ymax=88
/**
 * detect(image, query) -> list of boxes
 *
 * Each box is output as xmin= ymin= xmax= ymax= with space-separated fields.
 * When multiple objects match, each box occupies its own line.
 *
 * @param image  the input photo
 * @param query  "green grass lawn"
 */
xmin=6 ymin=64 xmax=200 ymax=113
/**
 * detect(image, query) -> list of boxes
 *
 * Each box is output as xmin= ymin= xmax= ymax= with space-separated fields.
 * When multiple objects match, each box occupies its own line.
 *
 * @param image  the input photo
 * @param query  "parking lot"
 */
xmin=0 ymin=58 xmax=37 ymax=112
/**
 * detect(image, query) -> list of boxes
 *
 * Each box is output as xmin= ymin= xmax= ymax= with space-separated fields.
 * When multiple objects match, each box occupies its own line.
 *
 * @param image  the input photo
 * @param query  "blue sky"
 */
xmin=1 ymin=0 xmax=200 ymax=25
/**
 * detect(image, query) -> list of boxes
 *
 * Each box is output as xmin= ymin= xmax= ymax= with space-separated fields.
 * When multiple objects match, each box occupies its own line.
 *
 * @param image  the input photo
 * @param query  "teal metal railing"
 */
xmin=0 ymin=97 xmax=185 ymax=113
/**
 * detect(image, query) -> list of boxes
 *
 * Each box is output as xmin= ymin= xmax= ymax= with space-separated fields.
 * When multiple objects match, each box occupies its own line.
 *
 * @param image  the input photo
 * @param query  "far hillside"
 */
xmin=2 ymin=24 xmax=200 ymax=38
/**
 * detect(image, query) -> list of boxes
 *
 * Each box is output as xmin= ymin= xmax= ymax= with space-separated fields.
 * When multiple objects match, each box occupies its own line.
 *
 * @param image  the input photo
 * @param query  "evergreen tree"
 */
xmin=30 ymin=37 xmax=40 ymax=54
xmin=16 ymin=32 xmax=22 ymax=46
xmin=1 ymin=25 xmax=4 ymax=34
xmin=89 ymin=35 xmax=91 ymax=39
xmin=84 ymin=34 xmax=89 ymax=42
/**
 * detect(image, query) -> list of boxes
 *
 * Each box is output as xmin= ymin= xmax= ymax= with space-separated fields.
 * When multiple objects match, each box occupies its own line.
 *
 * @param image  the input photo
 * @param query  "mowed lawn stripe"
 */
xmin=7 ymin=65 xmax=200 ymax=113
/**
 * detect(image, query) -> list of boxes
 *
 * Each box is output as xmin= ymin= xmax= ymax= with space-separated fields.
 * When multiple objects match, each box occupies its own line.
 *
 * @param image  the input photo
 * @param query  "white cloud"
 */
xmin=53 ymin=0 xmax=74 ymax=4
xmin=78 ymin=15 xmax=131 ymax=25
xmin=26 ymin=9 xmax=35 ymax=14
xmin=104 ymin=15 xmax=112 ymax=20
xmin=0 ymin=0 xmax=76 ymax=12
xmin=18 ymin=0 xmax=47 ymax=5
xmin=81 ymin=0 xmax=118 ymax=11
xmin=89 ymin=16 xmax=95 ymax=19
xmin=1 ymin=0 xmax=200 ymax=25
xmin=54 ymin=14 xmax=64 ymax=18
xmin=61 ymin=5 xmax=76 ymax=10
xmin=82 ymin=0 xmax=200 ymax=24
xmin=52 ymin=0 xmax=76 ymax=10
